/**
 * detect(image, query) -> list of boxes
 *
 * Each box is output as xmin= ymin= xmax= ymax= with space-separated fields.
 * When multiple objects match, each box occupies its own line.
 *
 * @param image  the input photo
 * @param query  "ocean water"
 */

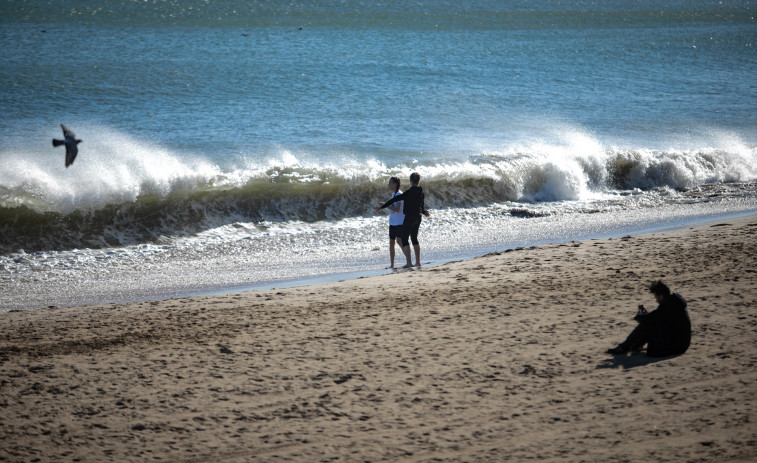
xmin=1 ymin=1 xmax=756 ymax=310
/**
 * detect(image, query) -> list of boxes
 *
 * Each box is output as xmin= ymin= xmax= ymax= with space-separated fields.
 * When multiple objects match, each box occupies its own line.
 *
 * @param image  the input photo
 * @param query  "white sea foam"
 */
xmin=3 ymin=197 xmax=757 ymax=311
xmin=0 ymin=125 xmax=223 ymax=212
xmin=2 ymin=124 xmax=756 ymax=257
xmin=3 ymin=124 xmax=755 ymax=215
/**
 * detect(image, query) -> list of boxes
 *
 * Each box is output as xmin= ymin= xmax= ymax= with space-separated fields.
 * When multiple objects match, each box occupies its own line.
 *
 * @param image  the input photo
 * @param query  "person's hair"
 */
xmin=409 ymin=172 xmax=421 ymax=185
xmin=389 ymin=176 xmax=401 ymax=193
xmin=649 ymin=280 xmax=671 ymax=297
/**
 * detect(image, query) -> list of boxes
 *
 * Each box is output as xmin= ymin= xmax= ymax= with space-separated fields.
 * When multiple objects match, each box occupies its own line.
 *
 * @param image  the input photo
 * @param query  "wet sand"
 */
xmin=1 ymin=216 xmax=756 ymax=462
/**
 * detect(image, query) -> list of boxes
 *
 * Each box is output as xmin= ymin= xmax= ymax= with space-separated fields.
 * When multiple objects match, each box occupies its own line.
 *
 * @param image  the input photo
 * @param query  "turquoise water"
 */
xmin=3 ymin=1 xmax=756 ymax=156
xmin=1 ymin=1 xmax=756 ymax=308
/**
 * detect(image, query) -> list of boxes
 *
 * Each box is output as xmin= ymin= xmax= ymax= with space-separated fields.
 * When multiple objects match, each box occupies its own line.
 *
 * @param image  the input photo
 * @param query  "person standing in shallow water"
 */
xmin=383 ymin=176 xmax=405 ymax=268
xmin=375 ymin=172 xmax=430 ymax=269
xmin=607 ymin=280 xmax=691 ymax=357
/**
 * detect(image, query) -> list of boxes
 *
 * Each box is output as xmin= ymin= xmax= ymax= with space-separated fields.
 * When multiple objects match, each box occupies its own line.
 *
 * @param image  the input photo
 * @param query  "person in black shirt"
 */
xmin=375 ymin=172 xmax=430 ymax=268
xmin=607 ymin=281 xmax=691 ymax=357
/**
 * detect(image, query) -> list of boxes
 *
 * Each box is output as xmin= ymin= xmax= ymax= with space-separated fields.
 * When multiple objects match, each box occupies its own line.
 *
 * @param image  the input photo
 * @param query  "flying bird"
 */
xmin=52 ymin=124 xmax=82 ymax=167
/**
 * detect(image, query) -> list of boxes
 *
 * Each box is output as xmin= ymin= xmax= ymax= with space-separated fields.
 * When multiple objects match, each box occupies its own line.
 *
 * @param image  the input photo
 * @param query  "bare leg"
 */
xmin=390 ymin=238 xmax=404 ymax=268
xmin=401 ymin=245 xmax=413 ymax=268
xmin=413 ymin=244 xmax=421 ymax=268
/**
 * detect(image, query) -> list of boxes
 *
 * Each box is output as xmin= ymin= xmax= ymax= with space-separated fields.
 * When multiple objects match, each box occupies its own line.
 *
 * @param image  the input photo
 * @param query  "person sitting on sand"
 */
xmin=607 ymin=281 xmax=691 ymax=357
xmin=374 ymin=172 xmax=430 ymax=269
xmin=384 ymin=176 xmax=405 ymax=268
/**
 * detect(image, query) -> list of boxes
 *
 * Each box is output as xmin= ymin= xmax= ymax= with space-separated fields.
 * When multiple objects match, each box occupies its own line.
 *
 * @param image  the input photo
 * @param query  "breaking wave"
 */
xmin=1 ymin=126 xmax=755 ymax=253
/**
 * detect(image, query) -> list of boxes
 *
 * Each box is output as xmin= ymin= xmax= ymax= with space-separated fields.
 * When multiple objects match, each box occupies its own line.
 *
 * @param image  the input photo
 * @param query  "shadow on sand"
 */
xmin=597 ymin=352 xmax=683 ymax=370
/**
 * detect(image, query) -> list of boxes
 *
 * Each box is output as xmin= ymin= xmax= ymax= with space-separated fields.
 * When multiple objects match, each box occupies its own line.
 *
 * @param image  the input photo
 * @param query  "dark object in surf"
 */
xmin=52 ymin=124 xmax=82 ymax=167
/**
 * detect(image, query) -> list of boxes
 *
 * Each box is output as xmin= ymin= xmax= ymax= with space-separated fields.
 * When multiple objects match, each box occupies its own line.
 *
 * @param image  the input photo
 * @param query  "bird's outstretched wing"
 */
xmin=61 ymin=124 xmax=76 ymax=139
xmin=65 ymin=145 xmax=78 ymax=167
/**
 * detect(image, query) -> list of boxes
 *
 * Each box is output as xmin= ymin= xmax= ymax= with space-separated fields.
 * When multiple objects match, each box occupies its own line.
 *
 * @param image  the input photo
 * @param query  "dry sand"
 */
xmin=1 ymin=215 xmax=756 ymax=462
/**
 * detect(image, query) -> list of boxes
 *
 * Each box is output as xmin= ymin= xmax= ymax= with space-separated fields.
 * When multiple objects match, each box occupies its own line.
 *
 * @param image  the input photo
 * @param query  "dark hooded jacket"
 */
xmin=634 ymin=292 xmax=691 ymax=357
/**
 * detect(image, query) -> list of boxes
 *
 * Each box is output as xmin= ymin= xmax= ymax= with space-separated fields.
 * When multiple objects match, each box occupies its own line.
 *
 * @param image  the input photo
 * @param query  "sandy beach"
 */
xmin=1 ymin=215 xmax=756 ymax=462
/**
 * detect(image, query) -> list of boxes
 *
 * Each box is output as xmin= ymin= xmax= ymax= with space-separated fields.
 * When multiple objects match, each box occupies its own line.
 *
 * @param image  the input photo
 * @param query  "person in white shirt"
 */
xmin=375 ymin=172 xmax=430 ymax=268
xmin=384 ymin=176 xmax=405 ymax=268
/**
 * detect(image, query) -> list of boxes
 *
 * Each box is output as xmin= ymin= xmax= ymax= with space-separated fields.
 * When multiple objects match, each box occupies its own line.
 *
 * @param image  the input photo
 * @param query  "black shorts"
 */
xmin=403 ymin=217 xmax=421 ymax=246
xmin=389 ymin=225 xmax=403 ymax=241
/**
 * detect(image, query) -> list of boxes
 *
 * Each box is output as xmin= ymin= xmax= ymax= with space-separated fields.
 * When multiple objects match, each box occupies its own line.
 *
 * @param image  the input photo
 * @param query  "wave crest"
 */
xmin=1 ymin=127 xmax=755 ymax=253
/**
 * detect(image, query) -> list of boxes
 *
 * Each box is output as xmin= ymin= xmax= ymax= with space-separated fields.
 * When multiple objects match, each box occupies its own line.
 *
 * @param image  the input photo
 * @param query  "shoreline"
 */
xmin=5 ymin=207 xmax=757 ymax=312
xmin=1 ymin=214 xmax=755 ymax=461
xmin=208 ymin=208 xmax=757 ymax=294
